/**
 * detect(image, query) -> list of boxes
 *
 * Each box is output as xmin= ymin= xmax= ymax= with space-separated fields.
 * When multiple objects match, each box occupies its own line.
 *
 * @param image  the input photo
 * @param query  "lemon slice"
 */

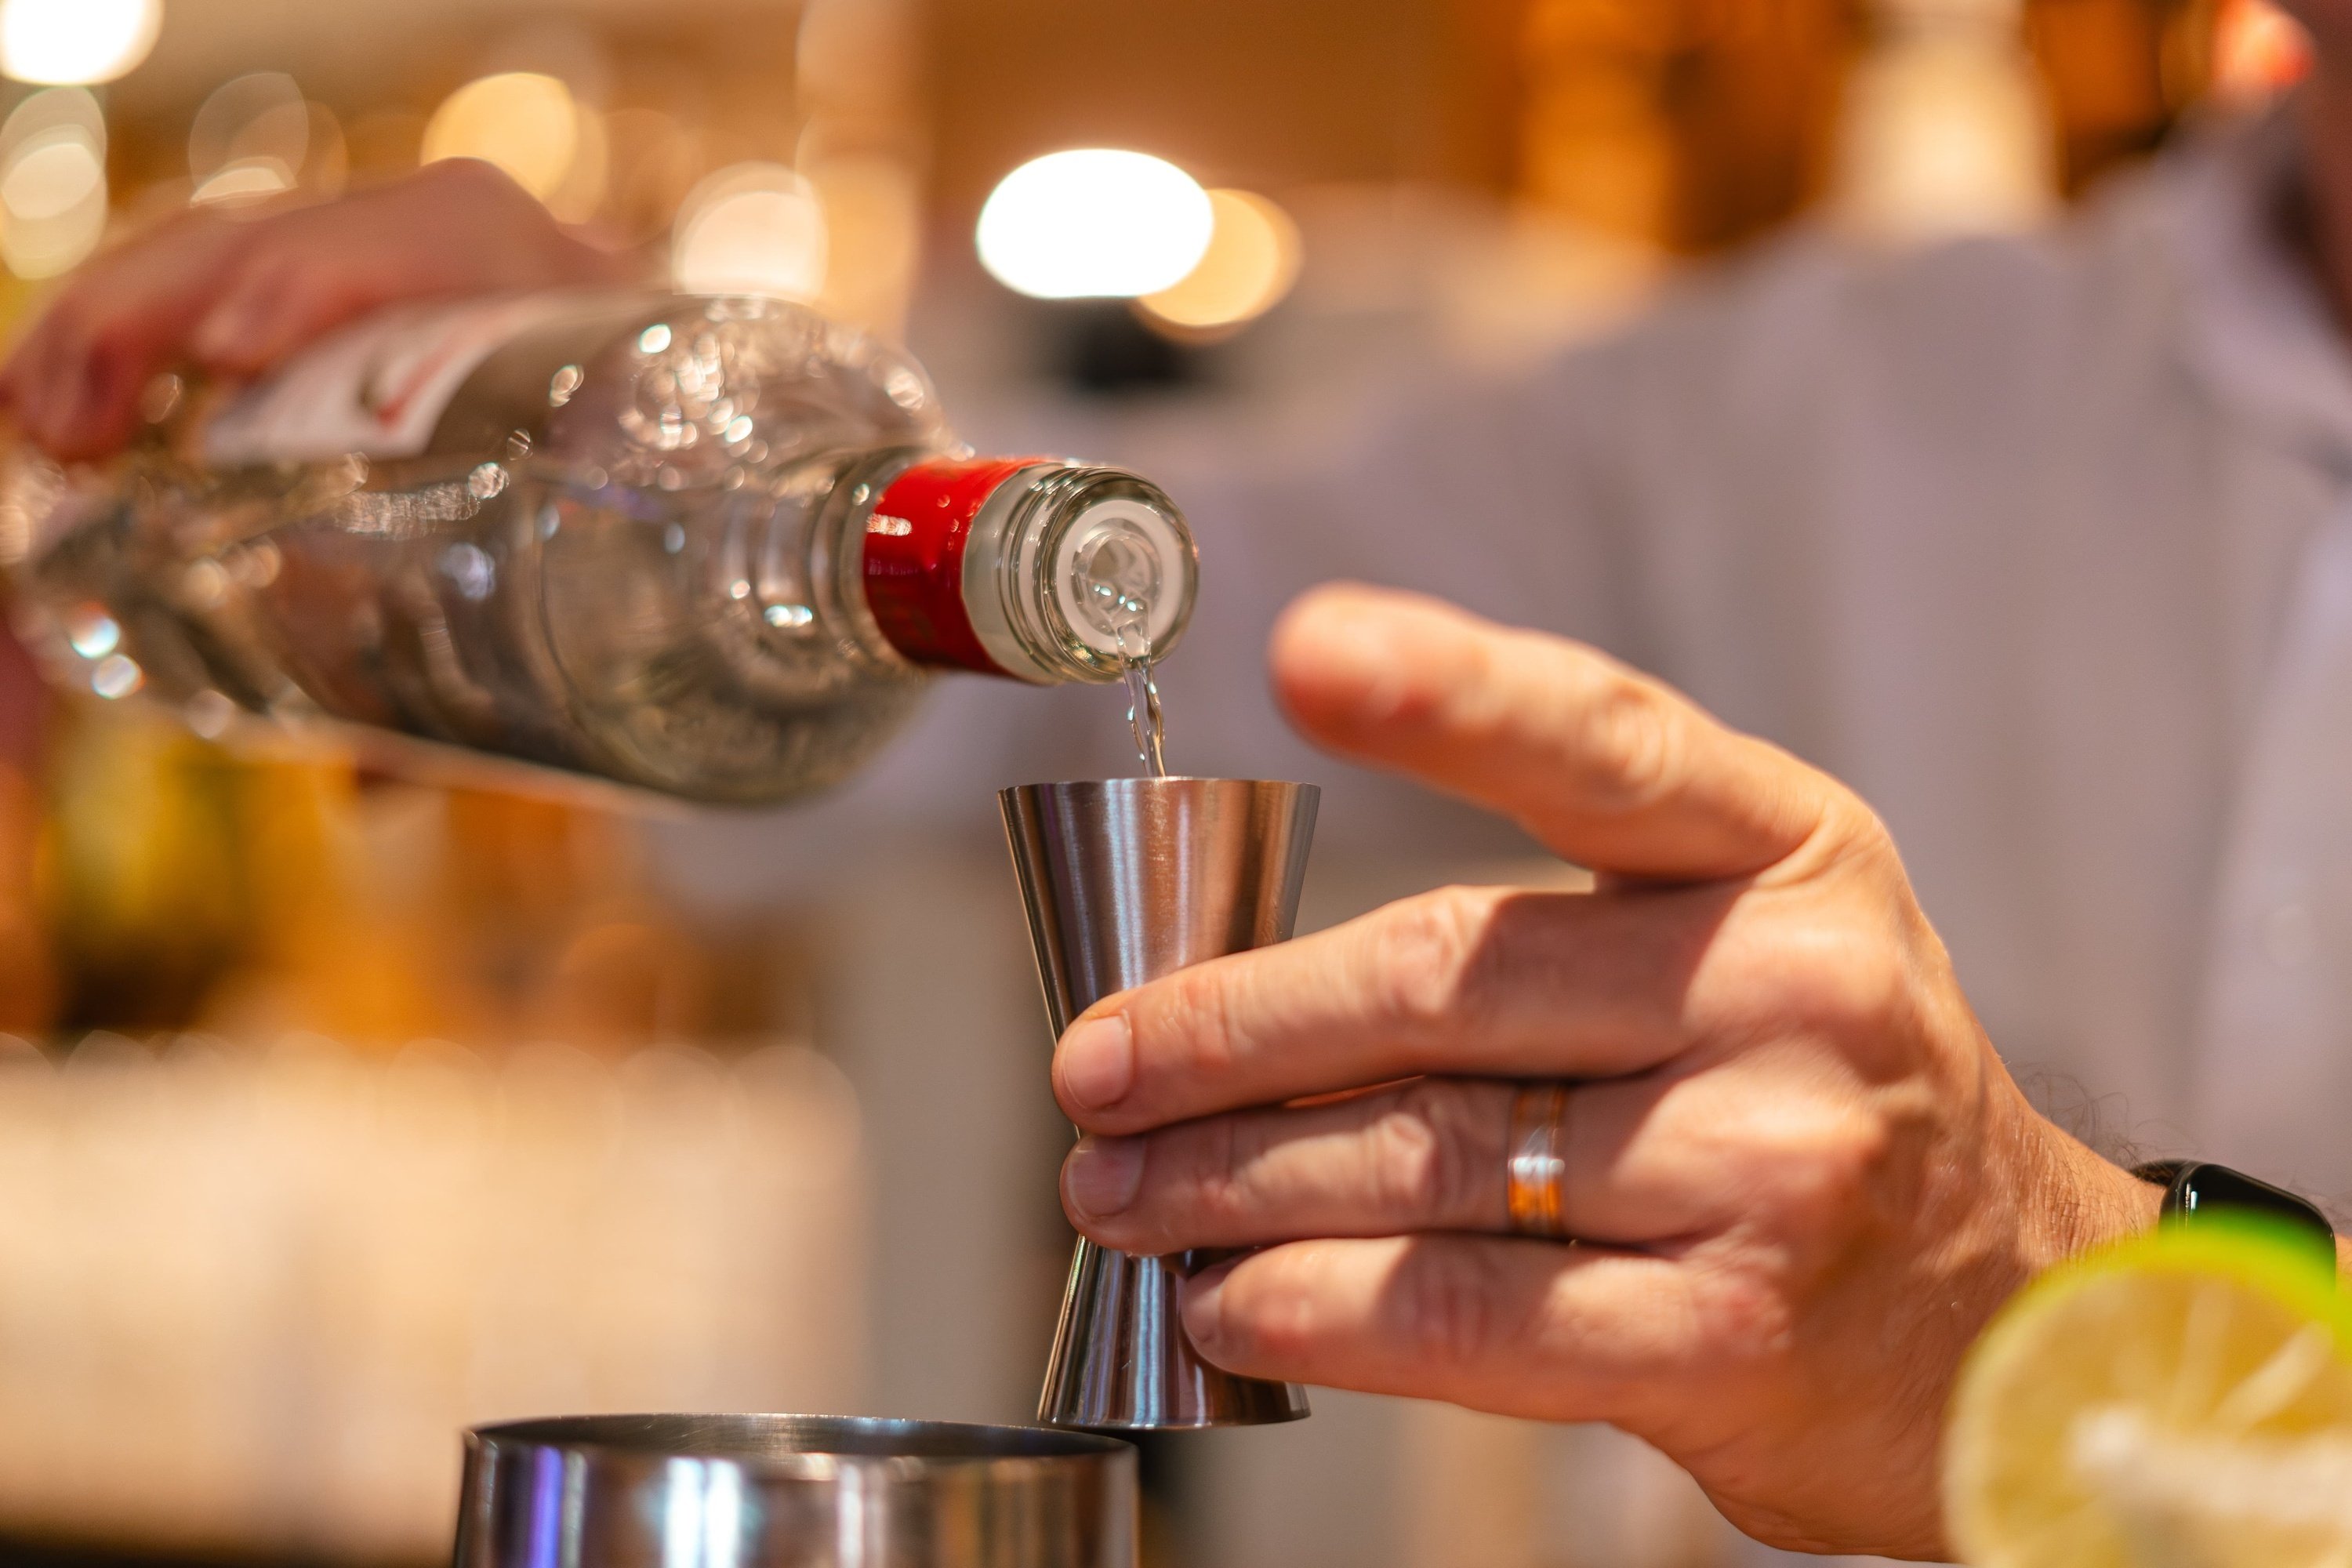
xmin=1945 ymin=1221 xmax=2352 ymax=1568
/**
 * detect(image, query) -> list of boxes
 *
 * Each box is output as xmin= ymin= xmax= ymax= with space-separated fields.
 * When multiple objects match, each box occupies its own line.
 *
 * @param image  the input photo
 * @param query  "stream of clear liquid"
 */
xmin=1075 ymin=531 xmax=1171 ymax=778
xmin=1118 ymin=632 xmax=1168 ymax=778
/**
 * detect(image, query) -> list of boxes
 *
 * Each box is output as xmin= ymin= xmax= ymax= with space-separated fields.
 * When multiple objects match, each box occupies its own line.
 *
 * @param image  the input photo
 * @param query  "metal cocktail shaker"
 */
xmin=455 ymin=1414 xmax=1135 ymax=1568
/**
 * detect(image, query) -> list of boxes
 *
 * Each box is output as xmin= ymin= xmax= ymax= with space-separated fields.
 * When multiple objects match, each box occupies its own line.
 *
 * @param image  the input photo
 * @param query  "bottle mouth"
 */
xmin=998 ymin=466 xmax=1195 ymax=681
xmin=858 ymin=456 xmax=1196 ymax=684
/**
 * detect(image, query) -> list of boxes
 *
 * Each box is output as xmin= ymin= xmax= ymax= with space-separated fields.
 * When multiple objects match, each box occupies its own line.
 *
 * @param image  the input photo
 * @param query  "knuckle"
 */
xmin=1377 ymin=1083 xmax=1487 ymax=1222
xmin=238 ymin=246 xmax=301 ymax=289
xmin=422 ymin=154 xmax=503 ymax=193
xmin=1189 ymin=1116 xmax=1258 ymax=1227
xmin=1817 ymin=935 xmax=1911 ymax=1032
xmin=1388 ymin=1245 xmax=1511 ymax=1371
xmin=1747 ymin=1104 xmax=1889 ymax=1234
xmin=249 ymin=247 xmax=334 ymax=307
xmin=1741 ymin=908 xmax=1916 ymax=1040
xmin=1156 ymin=967 xmax=1245 ymax=1080
xmin=1577 ymin=673 xmax=1682 ymax=812
xmin=1679 ymin=1256 xmax=1795 ymax=1371
xmin=1367 ymin=887 xmax=1501 ymax=1035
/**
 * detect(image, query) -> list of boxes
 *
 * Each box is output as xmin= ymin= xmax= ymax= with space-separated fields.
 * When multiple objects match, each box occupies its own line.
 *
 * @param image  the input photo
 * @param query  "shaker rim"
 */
xmin=466 ymin=1412 xmax=1134 ymax=1469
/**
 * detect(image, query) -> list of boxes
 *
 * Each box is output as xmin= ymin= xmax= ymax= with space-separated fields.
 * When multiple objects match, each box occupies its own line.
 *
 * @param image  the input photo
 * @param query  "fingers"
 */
xmin=0 ymin=158 xmax=633 ymax=462
xmin=1054 ymin=878 xmax=1746 ymax=1131
xmin=1065 ymin=1079 xmax=1519 ymax=1247
xmin=1062 ymin=1073 xmax=1735 ymax=1254
xmin=1062 ymin=1049 xmax=1893 ymax=1256
xmin=1178 ymin=1234 xmax=1712 ymax=1424
xmin=1269 ymin=584 xmax=1854 ymax=883
xmin=187 ymin=162 xmax=626 ymax=377
xmin=1 ymin=209 xmax=253 ymax=459
xmin=189 ymin=244 xmax=381 ymax=376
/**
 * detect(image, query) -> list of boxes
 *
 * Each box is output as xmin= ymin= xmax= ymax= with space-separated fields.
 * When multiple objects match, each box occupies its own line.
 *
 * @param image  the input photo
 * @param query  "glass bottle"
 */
xmin=2 ymin=292 xmax=1197 ymax=804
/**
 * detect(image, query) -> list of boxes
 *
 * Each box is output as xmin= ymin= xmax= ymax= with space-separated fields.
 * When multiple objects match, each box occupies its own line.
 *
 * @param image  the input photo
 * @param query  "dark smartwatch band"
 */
xmin=2132 ymin=1160 xmax=2338 ymax=1270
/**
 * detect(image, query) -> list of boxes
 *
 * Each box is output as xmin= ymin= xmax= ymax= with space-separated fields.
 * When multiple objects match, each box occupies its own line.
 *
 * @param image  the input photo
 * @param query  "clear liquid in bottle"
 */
xmin=8 ymin=294 xmax=1201 ymax=805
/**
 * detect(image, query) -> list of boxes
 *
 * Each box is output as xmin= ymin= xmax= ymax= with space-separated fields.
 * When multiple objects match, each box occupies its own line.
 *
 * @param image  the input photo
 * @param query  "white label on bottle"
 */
xmin=202 ymin=293 xmax=582 ymax=465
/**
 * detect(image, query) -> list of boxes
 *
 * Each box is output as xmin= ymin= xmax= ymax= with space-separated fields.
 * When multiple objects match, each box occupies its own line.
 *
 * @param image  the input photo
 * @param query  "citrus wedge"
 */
xmin=1945 ymin=1220 xmax=2352 ymax=1568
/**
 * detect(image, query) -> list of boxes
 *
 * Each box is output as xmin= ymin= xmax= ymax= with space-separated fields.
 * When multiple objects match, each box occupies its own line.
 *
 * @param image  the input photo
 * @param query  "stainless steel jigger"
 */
xmin=1001 ymin=778 xmax=1319 ymax=1429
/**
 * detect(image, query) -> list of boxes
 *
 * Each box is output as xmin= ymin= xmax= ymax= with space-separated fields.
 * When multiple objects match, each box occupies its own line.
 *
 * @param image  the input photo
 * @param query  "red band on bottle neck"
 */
xmin=862 ymin=456 xmax=1044 ymax=675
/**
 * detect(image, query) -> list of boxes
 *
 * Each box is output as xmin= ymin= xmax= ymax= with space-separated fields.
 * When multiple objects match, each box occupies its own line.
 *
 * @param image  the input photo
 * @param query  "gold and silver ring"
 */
xmin=1504 ymin=1080 xmax=1573 ymax=1240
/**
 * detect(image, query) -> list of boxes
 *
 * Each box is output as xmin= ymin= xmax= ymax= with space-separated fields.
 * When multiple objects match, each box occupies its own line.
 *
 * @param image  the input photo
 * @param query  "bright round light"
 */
xmin=188 ymin=72 xmax=307 ymax=180
xmin=976 ymin=149 xmax=1212 ymax=299
xmin=0 ymin=86 xmax=104 ymax=277
xmin=2213 ymin=0 xmax=2312 ymax=102
xmin=1139 ymin=189 xmax=1301 ymax=332
xmin=423 ymin=72 xmax=580 ymax=203
xmin=672 ymin=162 xmax=828 ymax=300
xmin=4 ymin=132 xmax=97 ymax=220
xmin=0 ymin=0 xmax=158 ymax=85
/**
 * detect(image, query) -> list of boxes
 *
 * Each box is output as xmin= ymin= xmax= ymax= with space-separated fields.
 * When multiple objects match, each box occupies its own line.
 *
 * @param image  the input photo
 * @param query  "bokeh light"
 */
xmin=1834 ymin=11 xmax=2053 ymax=241
xmin=0 ymin=86 xmax=106 ymax=278
xmin=976 ymin=150 xmax=1212 ymax=299
xmin=1138 ymin=189 xmax=1302 ymax=332
xmin=422 ymin=71 xmax=582 ymax=205
xmin=188 ymin=72 xmax=307 ymax=205
xmin=543 ymin=102 xmax=606 ymax=223
xmin=4 ymin=132 xmax=99 ymax=220
xmin=0 ymin=0 xmax=158 ymax=86
xmin=192 ymin=161 xmax=292 ymax=204
xmin=672 ymin=162 xmax=829 ymax=301
xmin=2212 ymin=0 xmax=2311 ymax=103
xmin=804 ymin=152 xmax=922 ymax=336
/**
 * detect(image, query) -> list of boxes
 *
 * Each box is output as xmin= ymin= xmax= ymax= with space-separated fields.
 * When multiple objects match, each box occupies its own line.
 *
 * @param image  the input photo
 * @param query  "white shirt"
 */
xmin=651 ymin=100 xmax=2352 ymax=1568
xmin=696 ymin=107 xmax=2352 ymax=1199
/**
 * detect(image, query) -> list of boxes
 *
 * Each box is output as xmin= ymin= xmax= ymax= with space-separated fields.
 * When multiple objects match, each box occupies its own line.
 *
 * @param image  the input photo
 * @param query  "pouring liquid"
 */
xmin=1073 ymin=529 xmax=1171 ymax=777
xmin=1119 ymin=638 xmax=1167 ymax=779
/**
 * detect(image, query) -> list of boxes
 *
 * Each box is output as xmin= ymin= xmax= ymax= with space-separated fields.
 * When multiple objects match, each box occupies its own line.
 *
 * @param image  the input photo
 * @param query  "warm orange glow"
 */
xmin=422 ymin=72 xmax=583 ymax=205
xmin=672 ymin=162 xmax=829 ymax=301
xmin=1138 ymin=189 xmax=1302 ymax=333
xmin=0 ymin=85 xmax=105 ymax=278
xmin=2212 ymin=0 xmax=2312 ymax=103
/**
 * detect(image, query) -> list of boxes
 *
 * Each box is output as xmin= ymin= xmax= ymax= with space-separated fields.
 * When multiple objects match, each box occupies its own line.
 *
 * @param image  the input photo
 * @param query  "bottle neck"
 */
xmin=858 ymin=455 xmax=1196 ymax=684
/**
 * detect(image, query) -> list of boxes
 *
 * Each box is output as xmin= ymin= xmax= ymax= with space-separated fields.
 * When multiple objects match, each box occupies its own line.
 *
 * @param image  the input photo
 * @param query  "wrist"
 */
xmin=2013 ymin=1110 xmax=2163 ymax=1273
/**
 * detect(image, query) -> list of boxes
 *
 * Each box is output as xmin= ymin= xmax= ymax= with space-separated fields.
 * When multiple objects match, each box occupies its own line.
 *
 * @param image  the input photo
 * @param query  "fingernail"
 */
xmin=1063 ymin=1136 xmax=1145 ymax=1220
xmin=1057 ymin=1014 xmax=1134 ymax=1111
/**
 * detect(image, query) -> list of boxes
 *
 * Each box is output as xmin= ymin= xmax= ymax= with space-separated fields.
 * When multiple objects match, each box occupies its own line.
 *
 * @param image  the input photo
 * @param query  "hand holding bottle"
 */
xmin=0 ymin=159 xmax=632 ymax=462
xmin=1051 ymin=583 xmax=2176 ymax=1559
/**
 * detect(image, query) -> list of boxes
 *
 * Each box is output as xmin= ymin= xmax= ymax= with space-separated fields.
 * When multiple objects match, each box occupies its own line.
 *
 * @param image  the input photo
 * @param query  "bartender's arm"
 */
xmin=1055 ymin=583 xmax=2177 ymax=1560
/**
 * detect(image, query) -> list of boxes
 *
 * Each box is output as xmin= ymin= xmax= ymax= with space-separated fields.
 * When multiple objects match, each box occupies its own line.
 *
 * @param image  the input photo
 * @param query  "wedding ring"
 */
xmin=1504 ymin=1081 xmax=1573 ymax=1239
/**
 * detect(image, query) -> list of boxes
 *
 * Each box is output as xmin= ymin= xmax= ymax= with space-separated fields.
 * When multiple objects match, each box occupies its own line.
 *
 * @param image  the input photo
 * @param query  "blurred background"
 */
xmin=0 ymin=0 xmax=2320 ymax=1565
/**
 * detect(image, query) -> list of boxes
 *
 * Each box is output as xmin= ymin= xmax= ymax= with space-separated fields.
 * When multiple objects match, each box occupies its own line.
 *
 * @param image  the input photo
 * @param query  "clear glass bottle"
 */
xmin=2 ymin=293 xmax=1196 ymax=804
